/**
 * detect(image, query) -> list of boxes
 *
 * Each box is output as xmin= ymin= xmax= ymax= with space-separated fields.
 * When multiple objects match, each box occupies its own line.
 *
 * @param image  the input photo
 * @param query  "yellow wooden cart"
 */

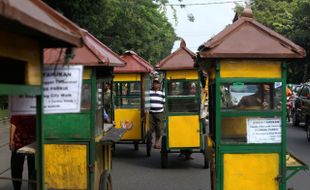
xmin=113 ymin=51 xmax=154 ymax=155
xmin=157 ymin=40 xmax=209 ymax=168
xmin=44 ymin=30 xmax=125 ymax=190
xmin=196 ymin=8 xmax=308 ymax=190
xmin=0 ymin=1 xmax=82 ymax=189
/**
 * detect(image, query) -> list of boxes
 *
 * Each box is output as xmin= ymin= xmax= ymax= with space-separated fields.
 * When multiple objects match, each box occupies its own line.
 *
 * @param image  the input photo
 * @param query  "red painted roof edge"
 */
xmin=157 ymin=46 xmax=196 ymax=70
xmin=131 ymin=53 xmax=154 ymax=72
xmin=199 ymin=17 xmax=306 ymax=58
xmin=2 ymin=0 xmax=83 ymax=47
xmin=82 ymin=30 xmax=125 ymax=67
xmin=117 ymin=51 xmax=154 ymax=73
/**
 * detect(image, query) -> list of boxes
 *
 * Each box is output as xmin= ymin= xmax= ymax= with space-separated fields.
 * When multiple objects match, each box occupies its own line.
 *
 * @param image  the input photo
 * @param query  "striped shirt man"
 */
xmin=149 ymin=90 xmax=165 ymax=113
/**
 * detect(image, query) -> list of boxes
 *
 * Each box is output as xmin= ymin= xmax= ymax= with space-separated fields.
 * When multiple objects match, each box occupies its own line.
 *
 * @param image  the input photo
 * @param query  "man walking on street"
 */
xmin=147 ymin=78 xmax=165 ymax=149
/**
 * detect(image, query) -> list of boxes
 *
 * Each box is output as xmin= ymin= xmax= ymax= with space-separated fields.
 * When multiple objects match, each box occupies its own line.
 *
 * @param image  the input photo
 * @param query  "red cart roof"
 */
xmin=114 ymin=51 xmax=154 ymax=73
xmin=0 ymin=0 xmax=82 ymax=47
xmin=44 ymin=30 xmax=125 ymax=67
xmin=198 ymin=8 xmax=306 ymax=59
xmin=157 ymin=39 xmax=196 ymax=70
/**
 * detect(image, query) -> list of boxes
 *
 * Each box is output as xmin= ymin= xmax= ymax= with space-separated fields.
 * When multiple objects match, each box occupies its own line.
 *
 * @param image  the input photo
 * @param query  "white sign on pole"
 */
xmin=9 ymin=65 xmax=83 ymax=115
xmin=246 ymin=118 xmax=282 ymax=143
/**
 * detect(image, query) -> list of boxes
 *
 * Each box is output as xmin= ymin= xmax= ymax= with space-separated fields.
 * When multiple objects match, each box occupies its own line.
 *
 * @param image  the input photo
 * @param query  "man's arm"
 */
xmin=9 ymin=124 xmax=16 ymax=151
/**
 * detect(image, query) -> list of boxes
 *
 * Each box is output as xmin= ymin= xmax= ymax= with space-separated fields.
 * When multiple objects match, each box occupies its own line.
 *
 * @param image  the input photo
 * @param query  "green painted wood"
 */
xmin=215 ymin=61 xmax=222 ymax=190
xmin=43 ymin=113 xmax=91 ymax=139
xmin=281 ymin=62 xmax=287 ymax=190
xmin=221 ymin=111 xmax=282 ymax=117
xmin=220 ymin=78 xmax=281 ymax=83
xmin=0 ymin=84 xmax=41 ymax=95
xmin=89 ymin=68 xmax=96 ymax=190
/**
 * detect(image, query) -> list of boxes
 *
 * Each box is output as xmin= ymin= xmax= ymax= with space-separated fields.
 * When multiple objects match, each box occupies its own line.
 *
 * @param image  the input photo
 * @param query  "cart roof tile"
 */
xmin=157 ymin=39 xmax=196 ymax=70
xmin=44 ymin=30 xmax=125 ymax=67
xmin=198 ymin=13 xmax=306 ymax=59
xmin=0 ymin=0 xmax=82 ymax=47
xmin=114 ymin=50 xmax=154 ymax=73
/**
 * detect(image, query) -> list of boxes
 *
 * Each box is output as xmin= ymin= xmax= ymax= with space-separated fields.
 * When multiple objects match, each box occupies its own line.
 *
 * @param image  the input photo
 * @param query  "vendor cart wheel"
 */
xmin=292 ymin=112 xmax=299 ymax=127
xmin=203 ymin=135 xmax=209 ymax=169
xmin=203 ymin=148 xmax=209 ymax=169
xmin=134 ymin=142 xmax=139 ymax=151
xmin=146 ymin=142 xmax=151 ymax=157
xmin=99 ymin=171 xmax=112 ymax=190
xmin=161 ymin=136 xmax=168 ymax=168
xmin=307 ymin=126 xmax=310 ymax=142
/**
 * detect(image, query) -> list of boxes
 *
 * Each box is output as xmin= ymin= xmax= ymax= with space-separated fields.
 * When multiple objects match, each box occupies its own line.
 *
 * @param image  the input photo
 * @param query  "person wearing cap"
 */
xmin=146 ymin=78 xmax=165 ymax=149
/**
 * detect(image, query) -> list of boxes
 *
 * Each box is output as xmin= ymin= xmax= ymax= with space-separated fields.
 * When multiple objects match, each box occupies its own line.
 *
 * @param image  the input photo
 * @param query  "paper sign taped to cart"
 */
xmin=9 ymin=65 xmax=83 ymax=115
xmin=246 ymin=118 xmax=281 ymax=143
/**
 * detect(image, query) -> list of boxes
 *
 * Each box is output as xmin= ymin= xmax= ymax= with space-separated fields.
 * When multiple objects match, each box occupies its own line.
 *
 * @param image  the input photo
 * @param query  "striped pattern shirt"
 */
xmin=149 ymin=90 xmax=165 ymax=113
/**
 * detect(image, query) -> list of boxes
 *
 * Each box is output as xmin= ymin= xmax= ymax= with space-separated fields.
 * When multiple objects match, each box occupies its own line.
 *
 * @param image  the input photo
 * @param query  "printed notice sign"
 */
xmin=247 ymin=118 xmax=282 ymax=143
xmin=9 ymin=65 xmax=83 ymax=115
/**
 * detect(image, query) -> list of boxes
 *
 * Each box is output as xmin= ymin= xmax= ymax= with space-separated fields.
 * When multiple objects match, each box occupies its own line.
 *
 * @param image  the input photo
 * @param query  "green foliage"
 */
xmin=43 ymin=0 xmax=176 ymax=65
xmin=236 ymin=0 xmax=310 ymax=83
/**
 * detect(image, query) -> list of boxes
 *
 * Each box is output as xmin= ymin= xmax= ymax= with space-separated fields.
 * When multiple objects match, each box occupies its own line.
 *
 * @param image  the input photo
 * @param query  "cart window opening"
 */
xmin=0 ymin=57 xmax=25 ymax=84
xmin=167 ymin=99 xmax=199 ymax=113
xmin=167 ymin=81 xmax=197 ymax=96
xmin=113 ymin=82 xmax=141 ymax=108
xmin=166 ymin=81 xmax=199 ymax=113
xmin=95 ymin=83 xmax=103 ymax=135
xmin=221 ymin=116 xmax=282 ymax=144
xmin=81 ymin=83 xmax=91 ymax=111
xmin=220 ymin=83 xmax=282 ymax=110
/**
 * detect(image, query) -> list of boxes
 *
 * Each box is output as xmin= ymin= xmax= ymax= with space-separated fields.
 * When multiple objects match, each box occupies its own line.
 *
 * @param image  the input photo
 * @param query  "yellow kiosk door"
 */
xmin=168 ymin=115 xmax=201 ymax=148
xmin=223 ymin=153 xmax=279 ymax=190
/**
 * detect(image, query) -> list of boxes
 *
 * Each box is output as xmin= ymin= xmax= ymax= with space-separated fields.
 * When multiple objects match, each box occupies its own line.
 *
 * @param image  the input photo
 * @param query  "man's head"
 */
xmin=153 ymin=78 xmax=160 ymax=90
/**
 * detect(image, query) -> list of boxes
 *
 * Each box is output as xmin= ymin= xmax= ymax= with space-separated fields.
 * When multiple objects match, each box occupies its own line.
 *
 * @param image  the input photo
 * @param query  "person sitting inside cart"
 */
xmin=146 ymin=78 xmax=165 ymax=149
xmin=238 ymin=84 xmax=270 ymax=110
xmin=103 ymin=109 xmax=111 ymax=123
xmin=9 ymin=114 xmax=36 ymax=190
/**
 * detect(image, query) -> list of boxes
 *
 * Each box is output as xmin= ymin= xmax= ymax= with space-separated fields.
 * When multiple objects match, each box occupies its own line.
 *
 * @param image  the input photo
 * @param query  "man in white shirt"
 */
xmin=147 ymin=78 xmax=165 ymax=149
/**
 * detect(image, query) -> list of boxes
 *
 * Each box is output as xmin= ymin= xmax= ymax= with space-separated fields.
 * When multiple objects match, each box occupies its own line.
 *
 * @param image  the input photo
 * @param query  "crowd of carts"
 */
xmin=0 ymin=2 xmax=309 ymax=190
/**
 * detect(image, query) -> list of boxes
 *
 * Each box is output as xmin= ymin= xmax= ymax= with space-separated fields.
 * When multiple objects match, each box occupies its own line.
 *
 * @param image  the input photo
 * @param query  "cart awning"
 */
xmin=44 ymin=30 xmax=125 ymax=67
xmin=114 ymin=50 xmax=154 ymax=73
xmin=0 ymin=0 xmax=83 ymax=47
xmin=157 ymin=39 xmax=196 ymax=71
xmin=198 ymin=8 xmax=306 ymax=59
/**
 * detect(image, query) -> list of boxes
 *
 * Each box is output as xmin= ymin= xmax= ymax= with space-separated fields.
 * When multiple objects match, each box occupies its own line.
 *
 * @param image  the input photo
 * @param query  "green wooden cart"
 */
xmin=157 ymin=40 xmax=209 ymax=168
xmin=43 ymin=30 xmax=125 ymax=190
xmin=196 ymin=8 xmax=308 ymax=190
xmin=0 ymin=1 xmax=82 ymax=189
xmin=113 ymin=51 xmax=154 ymax=155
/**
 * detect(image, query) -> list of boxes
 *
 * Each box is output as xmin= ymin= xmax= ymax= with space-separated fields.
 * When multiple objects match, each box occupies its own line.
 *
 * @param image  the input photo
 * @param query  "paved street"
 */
xmin=286 ymin=124 xmax=310 ymax=190
xmin=0 ymin=120 xmax=309 ymax=190
xmin=112 ymin=123 xmax=310 ymax=190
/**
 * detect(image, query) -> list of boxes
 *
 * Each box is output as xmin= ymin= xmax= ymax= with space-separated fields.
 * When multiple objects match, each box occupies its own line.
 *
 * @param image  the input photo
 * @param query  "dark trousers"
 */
xmin=147 ymin=112 xmax=165 ymax=144
xmin=11 ymin=151 xmax=36 ymax=190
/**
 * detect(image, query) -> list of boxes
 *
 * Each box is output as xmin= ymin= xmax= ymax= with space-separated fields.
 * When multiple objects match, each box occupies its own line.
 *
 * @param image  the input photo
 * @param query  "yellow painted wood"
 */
xmin=224 ymin=153 xmax=279 ymax=190
xmin=220 ymin=60 xmax=281 ymax=78
xmin=166 ymin=70 xmax=198 ymax=80
xmin=94 ymin=144 xmax=104 ymax=190
xmin=94 ymin=144 xmax=111 ymax=189
xmin=83 ymin=68 xmax=92 ymax=79
xmin=0 ymin=30 xmax=41 ymax=85
xmin=168 ymin=115 xmax=200 ymax=148
xmin=221 ymin=117 xmax=247 ymax=139
xmin=114 ymin=108 xmax=141 ymax=140
xmin=44 ymin=144 xmax=87 ymax=190
xmin=114 ymin=73 xmax=141 ymax=82
xmin=145 ymin=111 xmax=150 ymax=133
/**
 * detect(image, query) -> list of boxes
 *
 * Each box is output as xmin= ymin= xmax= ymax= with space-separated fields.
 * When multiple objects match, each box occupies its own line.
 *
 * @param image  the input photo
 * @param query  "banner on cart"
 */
xmin=246 ymin=118 xmax=281 ymax=143
xmin=9 ymin=65 xmax=83 ymax=115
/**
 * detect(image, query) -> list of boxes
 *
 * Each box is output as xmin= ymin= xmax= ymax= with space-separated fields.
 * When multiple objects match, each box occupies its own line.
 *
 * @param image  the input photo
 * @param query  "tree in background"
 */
xmin=43 ymin=0 xmax=177 ymax=65
xmin=235 ymin=0 xmax=310 ymax=83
